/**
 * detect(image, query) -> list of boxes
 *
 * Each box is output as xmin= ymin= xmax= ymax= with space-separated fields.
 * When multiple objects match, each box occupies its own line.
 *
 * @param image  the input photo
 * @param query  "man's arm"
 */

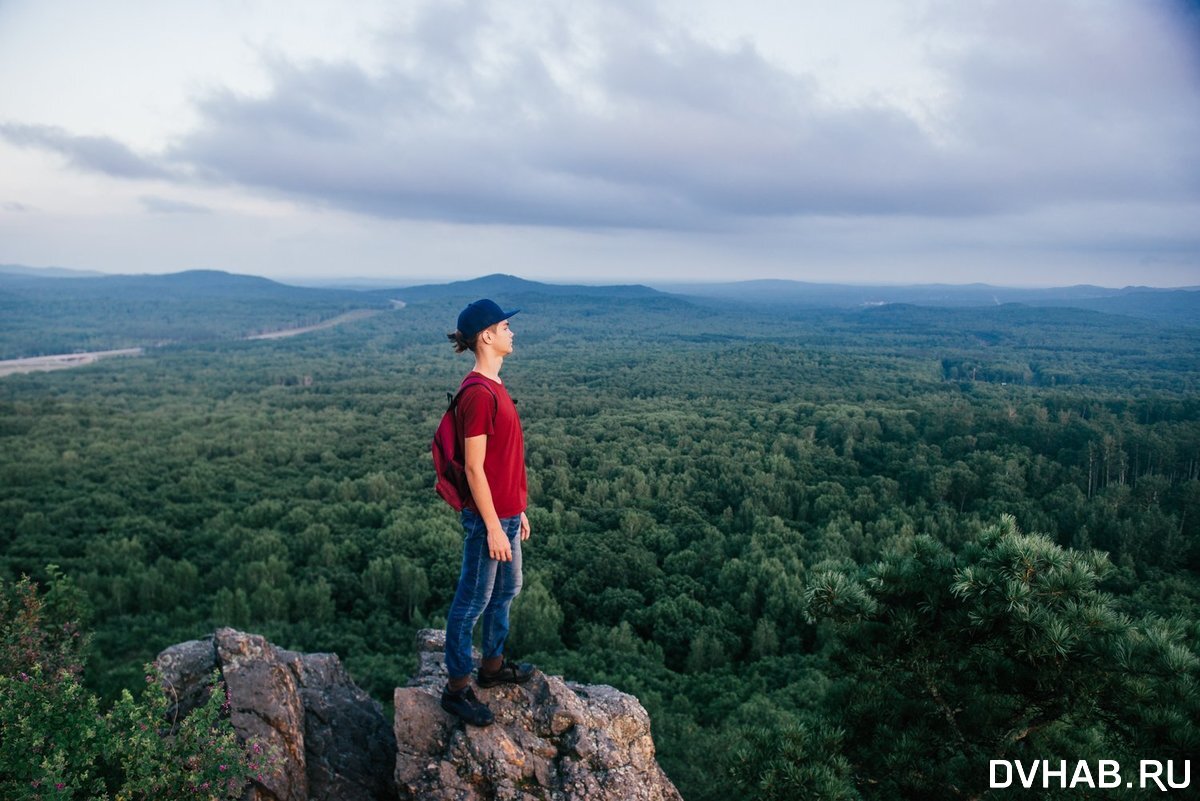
xmin=464 ymin=434 xmax=513 ymax=562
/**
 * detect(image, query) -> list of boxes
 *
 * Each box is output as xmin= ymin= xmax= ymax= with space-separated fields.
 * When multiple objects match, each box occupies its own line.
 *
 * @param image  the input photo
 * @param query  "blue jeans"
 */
xmin=444 ymin=508 xmax=524 ymax=680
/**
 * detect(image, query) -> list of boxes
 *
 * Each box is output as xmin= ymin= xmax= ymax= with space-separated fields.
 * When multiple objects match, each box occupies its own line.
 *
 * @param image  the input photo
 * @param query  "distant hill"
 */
xmin=376 ymin=273 xmax=667 ymax=303
xmin=0 ymin=263 xmax=106 ymax=278
xmin=654 ymin=279 xmax=1200 ymax=326
xmin=0 ymin=268 xmax=379 ymax=303
xmin=360 ymin=274 xmax=695 ymax=348
xmin=0 ymin=269 xmax=695 ymax=360
xmin=0 ymin=269 xmax=389 ymax=359
xmin=1027 ymin=289 xmax=1200 ymax=325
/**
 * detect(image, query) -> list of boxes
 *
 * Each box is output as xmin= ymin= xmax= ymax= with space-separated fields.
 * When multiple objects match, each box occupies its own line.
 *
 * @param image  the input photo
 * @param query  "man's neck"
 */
xmin=472 ymin=351 xmax=504 ymax=382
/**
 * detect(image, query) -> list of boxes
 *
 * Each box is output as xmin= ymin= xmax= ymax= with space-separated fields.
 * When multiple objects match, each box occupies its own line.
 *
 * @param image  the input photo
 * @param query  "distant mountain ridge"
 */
xmin=655 ymin=278 xmax=1197 ymax=304
xmin=380 ymin=272 xmax=666 ymax=302
xmin=1 ymin=266 xmax=671 ymax=303
xmin=654 ymin=279 xmax=1200 ymax=326
xmin=6 ymin=263 xmax=1195 ymax=298
xmin=0 ymin=263 xmax=107 ymax=278
xmin=3 ymin=265 xmax=1195 ymax=328
xmin=0 ymin=267 xmax=372 ymax=303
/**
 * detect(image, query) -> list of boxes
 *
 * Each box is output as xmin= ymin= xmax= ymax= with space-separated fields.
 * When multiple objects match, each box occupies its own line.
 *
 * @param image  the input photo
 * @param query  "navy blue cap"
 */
xmin=456 ymin=298 xmax=520 ymax=338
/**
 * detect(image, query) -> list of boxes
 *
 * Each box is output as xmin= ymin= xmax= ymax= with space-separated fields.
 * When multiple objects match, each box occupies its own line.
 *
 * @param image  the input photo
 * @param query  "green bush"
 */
xmin=0 ymin=574 xmax=260 ymax=800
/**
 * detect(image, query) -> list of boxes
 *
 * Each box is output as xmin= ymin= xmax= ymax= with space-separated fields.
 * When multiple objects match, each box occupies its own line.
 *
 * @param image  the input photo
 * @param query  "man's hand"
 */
xmin=519 ymin=512 xmax=531 ymax=541
xmin=487 ymin=525 xmax=512 ymax=562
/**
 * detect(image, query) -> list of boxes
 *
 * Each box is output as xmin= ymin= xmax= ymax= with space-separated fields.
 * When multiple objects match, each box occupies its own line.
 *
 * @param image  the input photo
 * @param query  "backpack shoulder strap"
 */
xmin=449 ymin=375 xmax=498 ymax=413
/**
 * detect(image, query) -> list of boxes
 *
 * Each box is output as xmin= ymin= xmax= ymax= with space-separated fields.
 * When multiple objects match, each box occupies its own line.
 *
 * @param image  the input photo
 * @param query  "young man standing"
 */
xmin=441 ymin=298 xmax=534 ymax=726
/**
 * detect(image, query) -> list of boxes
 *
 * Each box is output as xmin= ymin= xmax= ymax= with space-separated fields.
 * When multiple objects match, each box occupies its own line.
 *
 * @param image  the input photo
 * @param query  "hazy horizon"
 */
xmin=6 ymin=261 xmax=1200 ymax=293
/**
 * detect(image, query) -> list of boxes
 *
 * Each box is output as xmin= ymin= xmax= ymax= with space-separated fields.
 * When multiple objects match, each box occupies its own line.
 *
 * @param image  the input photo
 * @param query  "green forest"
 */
xmin=2 ymin=275 xmax=1198 ymax=799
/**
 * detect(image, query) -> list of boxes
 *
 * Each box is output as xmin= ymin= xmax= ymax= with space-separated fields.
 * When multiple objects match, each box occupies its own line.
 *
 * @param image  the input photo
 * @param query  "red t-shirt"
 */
xmin=456 ymin=372 xmax=527 ymax=518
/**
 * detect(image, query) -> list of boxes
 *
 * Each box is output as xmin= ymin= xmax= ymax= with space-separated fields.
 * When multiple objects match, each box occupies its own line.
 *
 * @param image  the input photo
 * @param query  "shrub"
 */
xmin=0 ymin=573 xmax=262 ymax=800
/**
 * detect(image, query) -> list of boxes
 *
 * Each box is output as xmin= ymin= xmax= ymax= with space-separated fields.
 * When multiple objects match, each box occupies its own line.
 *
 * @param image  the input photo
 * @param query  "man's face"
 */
xmin=485 ymin=320 xmax=514 ymax=354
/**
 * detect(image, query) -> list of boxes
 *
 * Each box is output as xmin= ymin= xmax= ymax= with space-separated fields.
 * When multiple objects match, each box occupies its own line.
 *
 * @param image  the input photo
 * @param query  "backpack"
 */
xmin=432 ymin=376 xmax=497 ymax=511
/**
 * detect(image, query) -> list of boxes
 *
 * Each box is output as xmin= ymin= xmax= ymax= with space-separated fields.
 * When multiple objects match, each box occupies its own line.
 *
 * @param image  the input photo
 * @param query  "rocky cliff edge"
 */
xmin=395 ymin=628 xmax=682 ymax=801
xmin=155 ymin=628 xmax=682 ymax=801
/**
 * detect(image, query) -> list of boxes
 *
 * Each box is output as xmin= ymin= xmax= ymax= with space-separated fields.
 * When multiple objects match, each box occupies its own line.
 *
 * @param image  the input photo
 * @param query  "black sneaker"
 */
xmin=440 ymin=685 xmax=494 ymax=726
xmin=477 ymin=660 xmax=535 ymax=688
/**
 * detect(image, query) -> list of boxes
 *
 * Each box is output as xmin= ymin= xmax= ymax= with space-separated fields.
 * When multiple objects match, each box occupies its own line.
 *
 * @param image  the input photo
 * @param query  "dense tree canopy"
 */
xmin=1 ymin=285 xmax=1197 ymax=799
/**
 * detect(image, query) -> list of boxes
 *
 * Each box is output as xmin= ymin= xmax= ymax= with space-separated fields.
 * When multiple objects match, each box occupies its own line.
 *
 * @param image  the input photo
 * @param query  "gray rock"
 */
xmin=156 ymin=629 xmax=397 ymax=801
xmin=157 ymin=628 xmax=681 ymax=801
xmin=216 ymin=629 xmax=308 ymax=801
xmin=394 ymin=630 xmax=683 ymax=801
xmin=156 ymin=634 xmax=219 ymax=722
xmin=286 ymin=650 xmax=398 ymax=801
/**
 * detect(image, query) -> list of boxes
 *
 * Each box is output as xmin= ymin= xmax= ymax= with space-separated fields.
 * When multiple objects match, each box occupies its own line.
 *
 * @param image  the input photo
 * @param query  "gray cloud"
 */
xmin=2 ymin=201 xmax=34 ymax=212
xmin=528 ymin=31 xmax=978 ymax=219
xmin=160 ymin=0 xmax=1200 ymax=229
xmin=165 ymin=28 xmax=969 ymax=225
xmin=0 ymin=123 xmax=172 ymax=179
xmin=10 ymin=0 xmax=1200 ymax=234
xmin=140 ymin=195 xmax=211 ymax=214
xmin=929 ymin=0 xmax=1200 ymax=203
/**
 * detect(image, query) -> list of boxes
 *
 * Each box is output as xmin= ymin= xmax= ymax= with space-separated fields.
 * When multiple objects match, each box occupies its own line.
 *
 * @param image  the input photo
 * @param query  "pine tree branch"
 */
xmin=993 ymin=707 xmax=1055 ymax=758
xmin=917 ymin=660 xmax=970 ymax=754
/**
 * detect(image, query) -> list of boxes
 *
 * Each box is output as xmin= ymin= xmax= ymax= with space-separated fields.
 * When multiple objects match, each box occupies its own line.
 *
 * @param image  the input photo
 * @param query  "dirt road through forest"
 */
xmin=0 ymin=348 xmax=144 ymax=377
xmin=1 ymin=307 xmax=387 ymax=377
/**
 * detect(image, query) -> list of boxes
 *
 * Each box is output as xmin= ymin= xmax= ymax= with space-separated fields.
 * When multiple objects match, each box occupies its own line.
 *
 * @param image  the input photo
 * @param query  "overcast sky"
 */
xmin=1 ymin=0 xmax=1198 ymax=287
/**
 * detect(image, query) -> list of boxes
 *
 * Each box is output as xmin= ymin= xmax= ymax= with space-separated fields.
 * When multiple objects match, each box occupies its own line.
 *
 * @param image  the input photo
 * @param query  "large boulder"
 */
xmin=156 ymin=628 xmax=397 ymax=801
xmin=393 ymin=629 xmax=683 ymax=801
